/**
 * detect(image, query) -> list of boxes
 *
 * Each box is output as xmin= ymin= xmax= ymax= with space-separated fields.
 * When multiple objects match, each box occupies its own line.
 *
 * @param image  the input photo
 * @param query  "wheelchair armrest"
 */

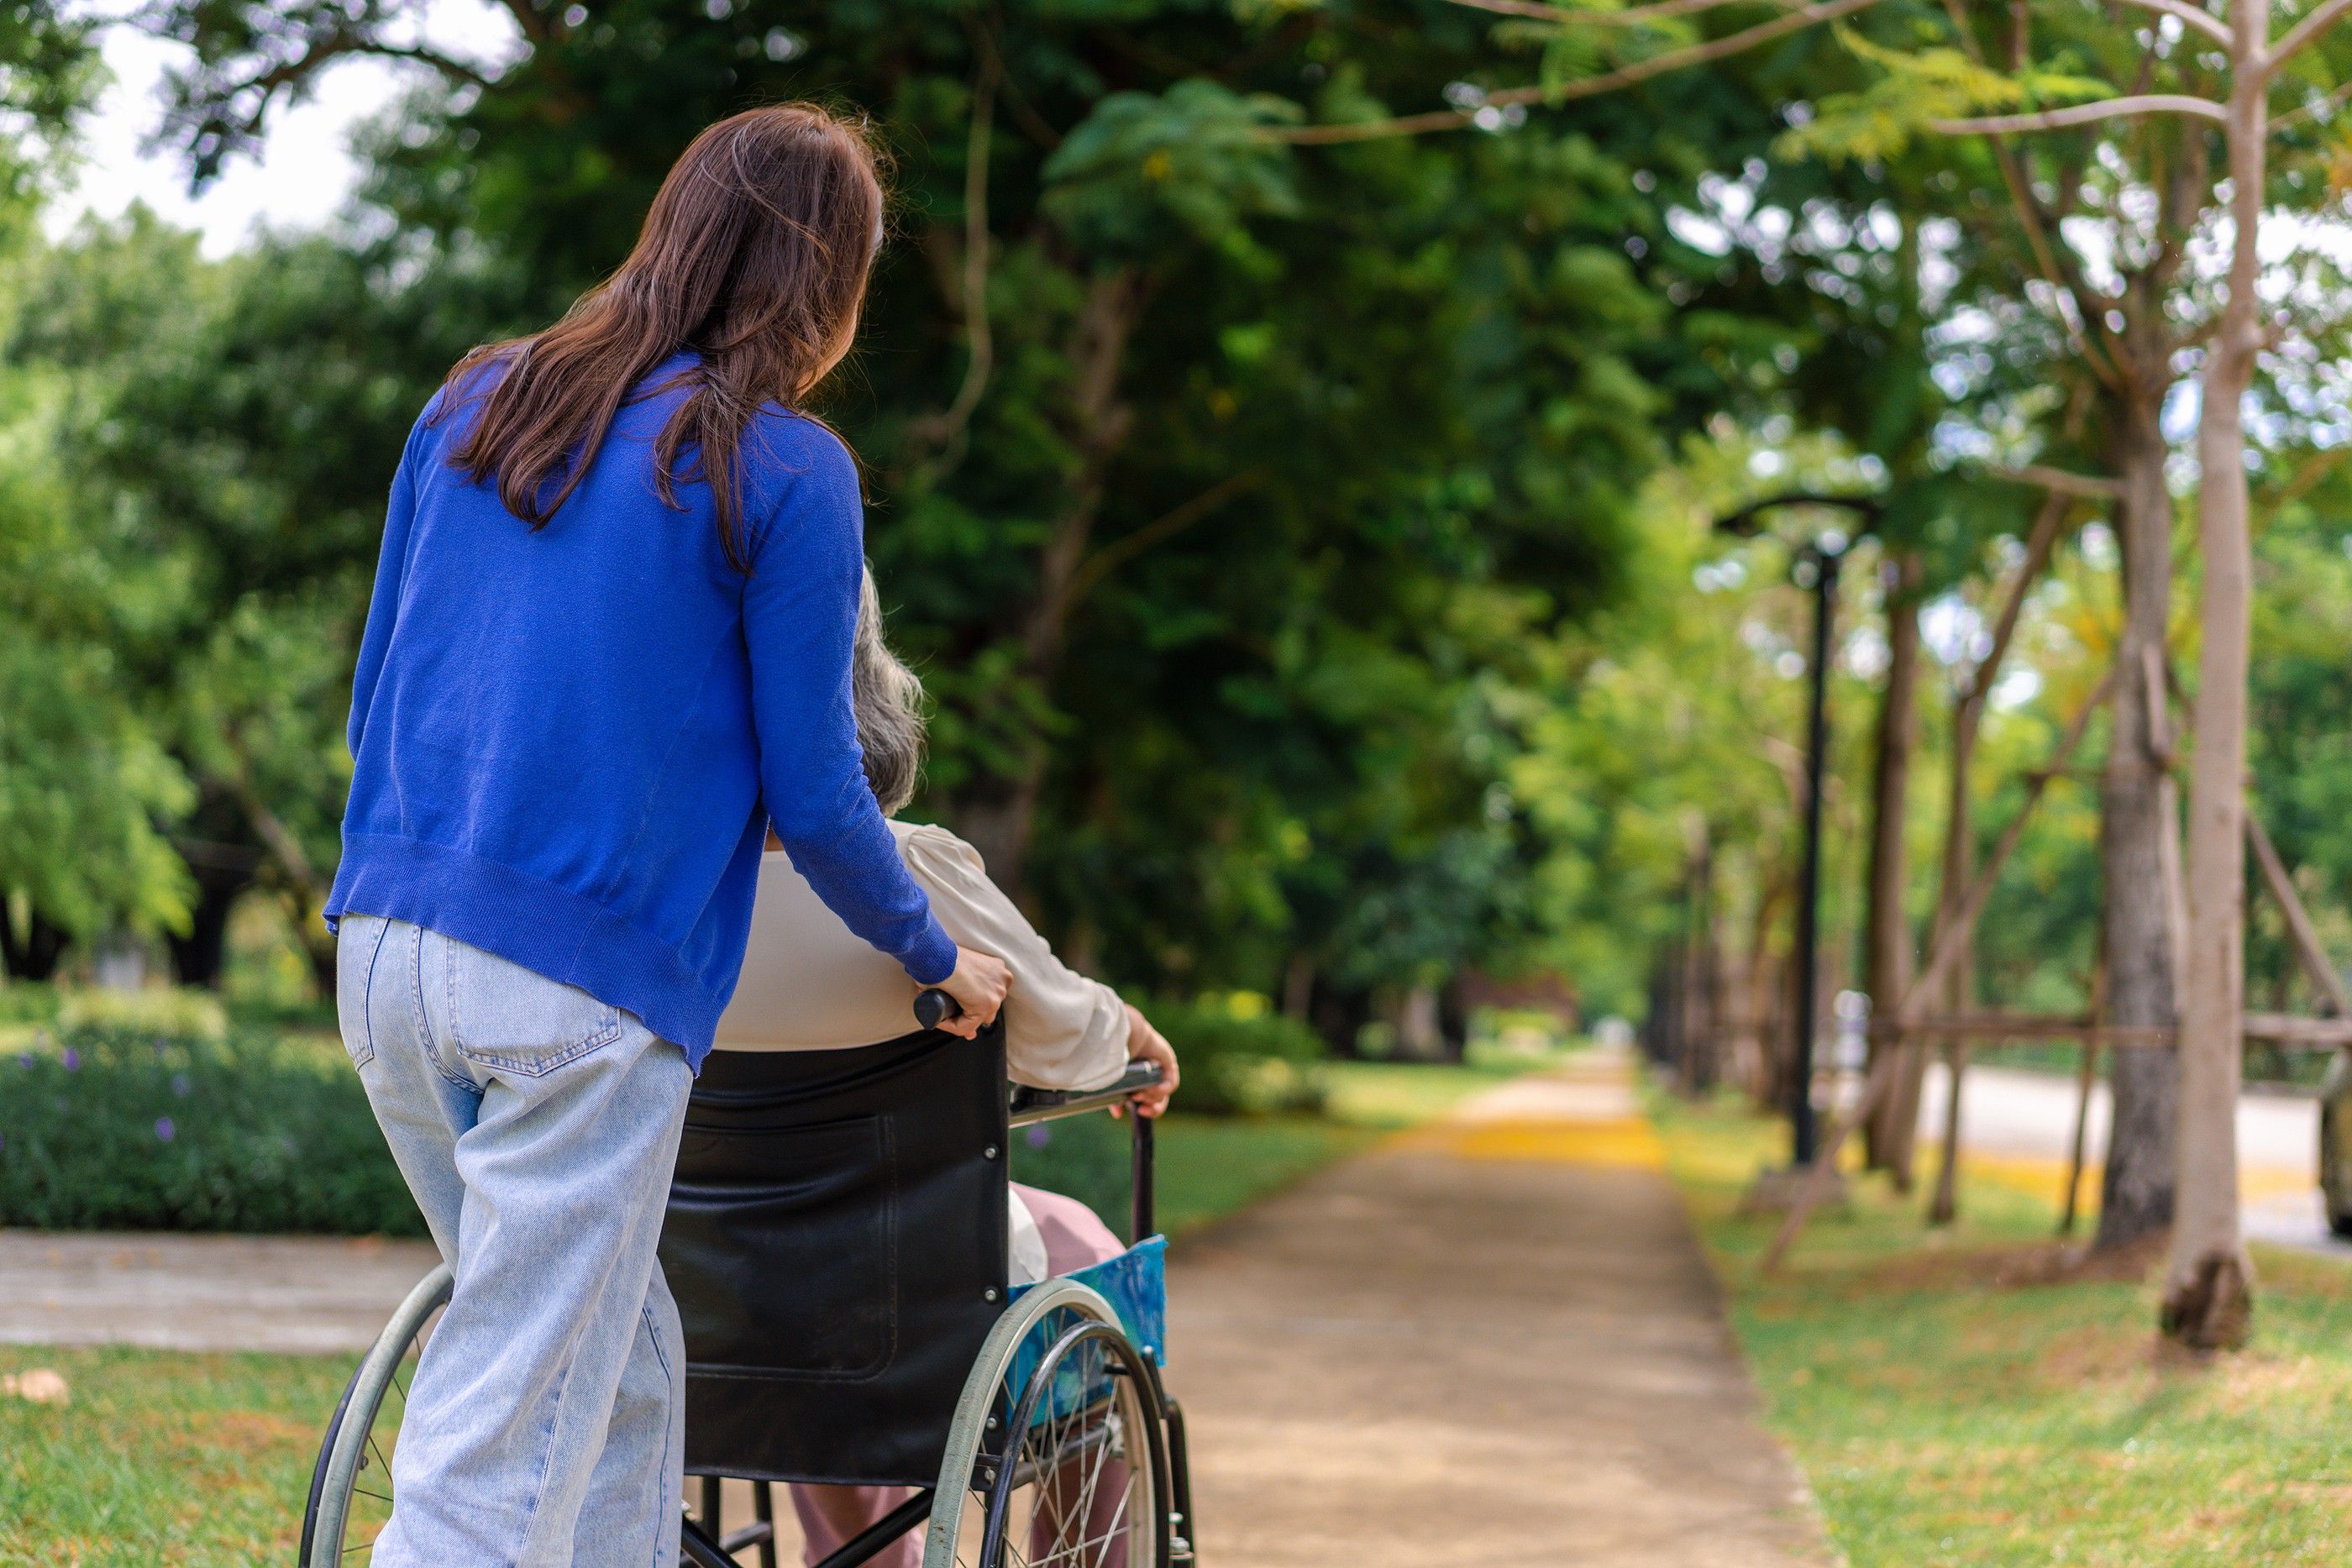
xmin=1007 ymin=1061 xmax=1163 ymax=1128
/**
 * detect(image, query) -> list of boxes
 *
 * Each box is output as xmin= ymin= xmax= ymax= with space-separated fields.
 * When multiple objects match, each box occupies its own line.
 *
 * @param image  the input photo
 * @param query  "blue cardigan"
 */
xmin=325 ymin=356 xmax=957 ymax=1066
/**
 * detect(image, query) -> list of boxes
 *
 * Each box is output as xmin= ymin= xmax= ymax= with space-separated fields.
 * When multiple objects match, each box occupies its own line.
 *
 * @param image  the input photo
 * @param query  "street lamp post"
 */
xmin=1786 ymin=538 xmax=1843 ymax=1166
xmin=1716 ymin=496 xmax=1880 ymax=1170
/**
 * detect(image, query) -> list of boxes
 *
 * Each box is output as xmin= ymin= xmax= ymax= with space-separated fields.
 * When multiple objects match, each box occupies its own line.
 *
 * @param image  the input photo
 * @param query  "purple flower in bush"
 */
xmin=154 ymin=1117 xmax=176 ymax=1143
xmin=60 ymin=1048 xmax=79 ymax=1072
xmin=13 ymin=1054 xmax=29 ymax=1071
xmin=1026 ymin=1125 xmax=1052 ymax=1150
xmin=171 ymin=1073 xmax=192 ymax=1099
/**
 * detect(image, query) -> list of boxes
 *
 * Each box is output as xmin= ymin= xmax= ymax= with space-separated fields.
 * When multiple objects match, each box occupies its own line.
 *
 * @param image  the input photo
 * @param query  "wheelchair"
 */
xmin=298 ymin=1006 xmax=1195 ymax=1568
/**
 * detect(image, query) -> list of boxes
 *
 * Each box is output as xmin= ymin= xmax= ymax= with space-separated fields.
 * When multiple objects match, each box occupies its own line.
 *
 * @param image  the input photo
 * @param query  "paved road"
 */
xmin=1914 ymin=1061 xmax=2351 ymax=1256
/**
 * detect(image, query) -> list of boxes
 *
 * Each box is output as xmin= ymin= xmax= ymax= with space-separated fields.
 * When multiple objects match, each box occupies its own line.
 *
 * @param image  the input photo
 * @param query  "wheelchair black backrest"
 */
xmin=661 ymin=1025 xmax=1011 ymax=1488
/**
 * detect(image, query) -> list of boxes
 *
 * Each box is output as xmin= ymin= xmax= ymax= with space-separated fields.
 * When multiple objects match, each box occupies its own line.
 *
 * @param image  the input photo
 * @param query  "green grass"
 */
xmin=0 ymin=1345 xmax=347 ymax=1566
xmin=1323 ymin=1051 xmax=1562 ymax=1129
xmin=1651 ymin=1091 xmax=2352 ymax=1567
xmin=1155 ymin=1113 xmax=1384 ymax=1235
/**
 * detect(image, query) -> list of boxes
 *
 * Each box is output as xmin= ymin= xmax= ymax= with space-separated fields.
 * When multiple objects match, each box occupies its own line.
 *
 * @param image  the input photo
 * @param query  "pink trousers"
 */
xmin=790 ymin=1184 xmax=1127 ymax=1567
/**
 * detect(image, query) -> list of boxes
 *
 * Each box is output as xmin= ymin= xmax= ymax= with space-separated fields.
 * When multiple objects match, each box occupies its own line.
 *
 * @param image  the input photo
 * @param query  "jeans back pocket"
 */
xmin=442 ymin=936 xmax=624 ymax=1077
xmin=333 ymin=915 xmax=391 ymax=1070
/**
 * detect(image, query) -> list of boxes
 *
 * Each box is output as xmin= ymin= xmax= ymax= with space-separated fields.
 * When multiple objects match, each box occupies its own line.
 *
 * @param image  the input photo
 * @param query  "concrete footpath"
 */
xmin=1172 ymin=1052 xmax=1832 ymax=1567
xmin=0 ymin=1050 xmax=1832 ymax=1565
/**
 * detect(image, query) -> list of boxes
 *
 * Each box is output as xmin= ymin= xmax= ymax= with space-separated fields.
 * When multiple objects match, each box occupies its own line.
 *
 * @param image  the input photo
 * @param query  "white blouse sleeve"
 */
xmin=900 ymin=826 xmax=1132 ymax=1091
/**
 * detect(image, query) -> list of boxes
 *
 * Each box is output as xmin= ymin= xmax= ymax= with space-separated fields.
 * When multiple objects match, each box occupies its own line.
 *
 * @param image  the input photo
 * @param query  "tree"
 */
xmin=5 ymin=209 xmax=482 ymax=987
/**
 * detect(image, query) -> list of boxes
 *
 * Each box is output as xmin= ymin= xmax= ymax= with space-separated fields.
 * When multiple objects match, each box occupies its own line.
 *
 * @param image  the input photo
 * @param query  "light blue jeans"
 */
xmin=337 ymin=915 xmax=691 ymax=1568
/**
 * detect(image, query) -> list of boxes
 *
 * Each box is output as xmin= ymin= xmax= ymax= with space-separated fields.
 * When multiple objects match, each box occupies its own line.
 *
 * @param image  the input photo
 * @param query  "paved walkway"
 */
xmin=0 ymin=1230 xmax=438 ymax=1353
xmin=1171 ymin=1052 xmax=1831 ymax=1566
xmin=0 ymin=1050 xmax=1831 ymax=1565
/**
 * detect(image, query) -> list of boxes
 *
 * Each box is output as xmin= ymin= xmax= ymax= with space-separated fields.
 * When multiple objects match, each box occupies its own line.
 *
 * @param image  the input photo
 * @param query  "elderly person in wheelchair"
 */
xmin=709 ymin=569 xmax=1182 ymax=1565
xmin=301 ymin=571 xmax=1195 ymax=1568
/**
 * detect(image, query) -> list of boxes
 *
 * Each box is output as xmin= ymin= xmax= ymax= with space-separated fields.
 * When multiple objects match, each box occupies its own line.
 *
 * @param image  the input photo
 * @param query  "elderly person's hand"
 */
xmin=1114 ymin=1004 xmax=1179 ymax=1119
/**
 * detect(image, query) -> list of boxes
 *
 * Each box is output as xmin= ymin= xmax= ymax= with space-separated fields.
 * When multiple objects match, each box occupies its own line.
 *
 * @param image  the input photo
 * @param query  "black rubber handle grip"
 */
xmin=913 ymin=988 xmax=962 ymax=1030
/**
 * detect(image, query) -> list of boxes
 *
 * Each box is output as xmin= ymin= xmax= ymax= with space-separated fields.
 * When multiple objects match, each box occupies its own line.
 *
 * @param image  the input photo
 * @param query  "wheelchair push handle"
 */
xmin=913 ymin=987 xmax=962 ymax=1030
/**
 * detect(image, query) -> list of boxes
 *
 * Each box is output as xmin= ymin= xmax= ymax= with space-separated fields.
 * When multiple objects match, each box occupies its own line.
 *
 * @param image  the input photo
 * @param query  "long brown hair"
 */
xmin=436 ymin=103 xmax=886 ymax=570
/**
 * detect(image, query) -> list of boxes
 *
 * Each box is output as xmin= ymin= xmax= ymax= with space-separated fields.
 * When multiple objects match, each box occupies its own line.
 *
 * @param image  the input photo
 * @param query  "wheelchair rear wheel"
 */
xmin=298 ymin=1262 xmax=453 ymax=1567
xmin=925 ymin=1277 xmax=1184 ymax=1568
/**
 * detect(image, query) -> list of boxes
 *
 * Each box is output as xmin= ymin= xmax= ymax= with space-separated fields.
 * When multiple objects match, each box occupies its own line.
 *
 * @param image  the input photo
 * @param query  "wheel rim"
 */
xmin=334 ymin=1313 xmax=429 ymax=1559
xmin=303 ymin=1266 xmax=450 ymax=1565
xmin=962 ymin=1313 xmax=1164 ymax=1568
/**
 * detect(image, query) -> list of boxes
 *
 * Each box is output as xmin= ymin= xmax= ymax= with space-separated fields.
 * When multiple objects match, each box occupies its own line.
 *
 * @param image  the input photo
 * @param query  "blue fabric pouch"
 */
xmin=1005 ymin=1235 xmax=1168 ymax=1426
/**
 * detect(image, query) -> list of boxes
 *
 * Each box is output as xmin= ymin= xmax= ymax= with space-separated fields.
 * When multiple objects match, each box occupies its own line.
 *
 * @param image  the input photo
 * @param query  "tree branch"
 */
xmin=1962 ymin=491 xmax=2073 ymax=715
xmin=1443 ymin=0 xmax=1809 ymax=24
xmin=1933 ymin=93 xmax=2229 ymax=134
xmin=2117 ymin=0 xmax=2233 ymax=46
xmin=2265 ymin=0 xmax=2352 ymax=76
xmin=2271 ymin=73 xmax=2352 ymax=130
xmin=1274 ymin=0 xmax=1884 ymax=144
xmin=1986 ymin=462 xmax=2124 ymax=498
xmin=906 ymin=39 xmax=1000 ymax=471
xmin=1935 ymin=0 xmax=2129 ymax=391
xmin=365 ymin=40 xmax=496 ymax=91
xmin=1063 ymin=468 xmax=1267 ymax=611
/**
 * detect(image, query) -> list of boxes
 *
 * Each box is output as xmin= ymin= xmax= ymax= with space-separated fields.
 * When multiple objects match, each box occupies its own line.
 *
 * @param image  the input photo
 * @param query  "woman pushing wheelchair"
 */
xmin=323 ymin=102 xmax=1175 ymax=1567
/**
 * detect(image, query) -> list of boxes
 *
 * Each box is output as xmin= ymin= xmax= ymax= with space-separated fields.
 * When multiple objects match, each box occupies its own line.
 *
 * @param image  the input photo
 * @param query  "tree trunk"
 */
xmin=1715 ymin=889 xmax=1760 ymax=1097
xmin=947 ymin=270 xmax=1141 ymax=892
xmin=1679 ymin=824 xmax=1721 ymax=1093
xmin=1863 ymin=551 xmax=1924 ymax=1181
xmin=1740 ymin=876 xmax=1791 ymax=1111
xmin=166 ymin=847 xmax=260 ymax=991
xmin=1395 ymin=985 xmax=1444 ymax=1061
xmin=1436 ymin=979 xmax=1472 ymax=1065
xmin=2163 ymin=27 xmax=2264 ymax=1348
xmin=1310 ymin=976 xmax=1373 ymax=1059
xmin=0 ymin=900 xmax=69 ymax=982
xmin=1282 ymin=953 xmax=1316 ymax=1020
xmin=2096 ymin=376 xmax=2183 ymax=1252
xmin=1903 ymin=494 xmax=2069 ymax=1216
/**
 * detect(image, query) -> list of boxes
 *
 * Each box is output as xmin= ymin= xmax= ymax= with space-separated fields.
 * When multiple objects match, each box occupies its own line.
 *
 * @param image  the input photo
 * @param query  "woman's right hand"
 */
xmin=933 ymin=946 xmax=1011 ymax=1038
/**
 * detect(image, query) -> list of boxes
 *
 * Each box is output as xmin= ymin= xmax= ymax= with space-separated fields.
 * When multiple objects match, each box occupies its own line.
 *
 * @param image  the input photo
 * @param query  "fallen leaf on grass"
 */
xmin=2 ymin=1368 xmax=70 ymax=1405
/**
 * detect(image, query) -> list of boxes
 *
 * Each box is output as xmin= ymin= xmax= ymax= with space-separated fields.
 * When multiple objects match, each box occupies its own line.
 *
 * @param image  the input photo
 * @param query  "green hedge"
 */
xmin=0 ymin=990 xmax=1331 ymax=1238
xmin=0 ymin=980 xmax=60 ymax=1026
xmin=1146 ymin=994 xmax=1326 ymax=1116
xmin=0 ymin=1025 xmax=425 ymax=1235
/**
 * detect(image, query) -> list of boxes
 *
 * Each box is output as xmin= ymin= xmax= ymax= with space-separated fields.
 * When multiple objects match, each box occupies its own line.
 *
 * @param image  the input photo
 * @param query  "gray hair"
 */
xmin=853 ymin=565 xmax=927 ymax=815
